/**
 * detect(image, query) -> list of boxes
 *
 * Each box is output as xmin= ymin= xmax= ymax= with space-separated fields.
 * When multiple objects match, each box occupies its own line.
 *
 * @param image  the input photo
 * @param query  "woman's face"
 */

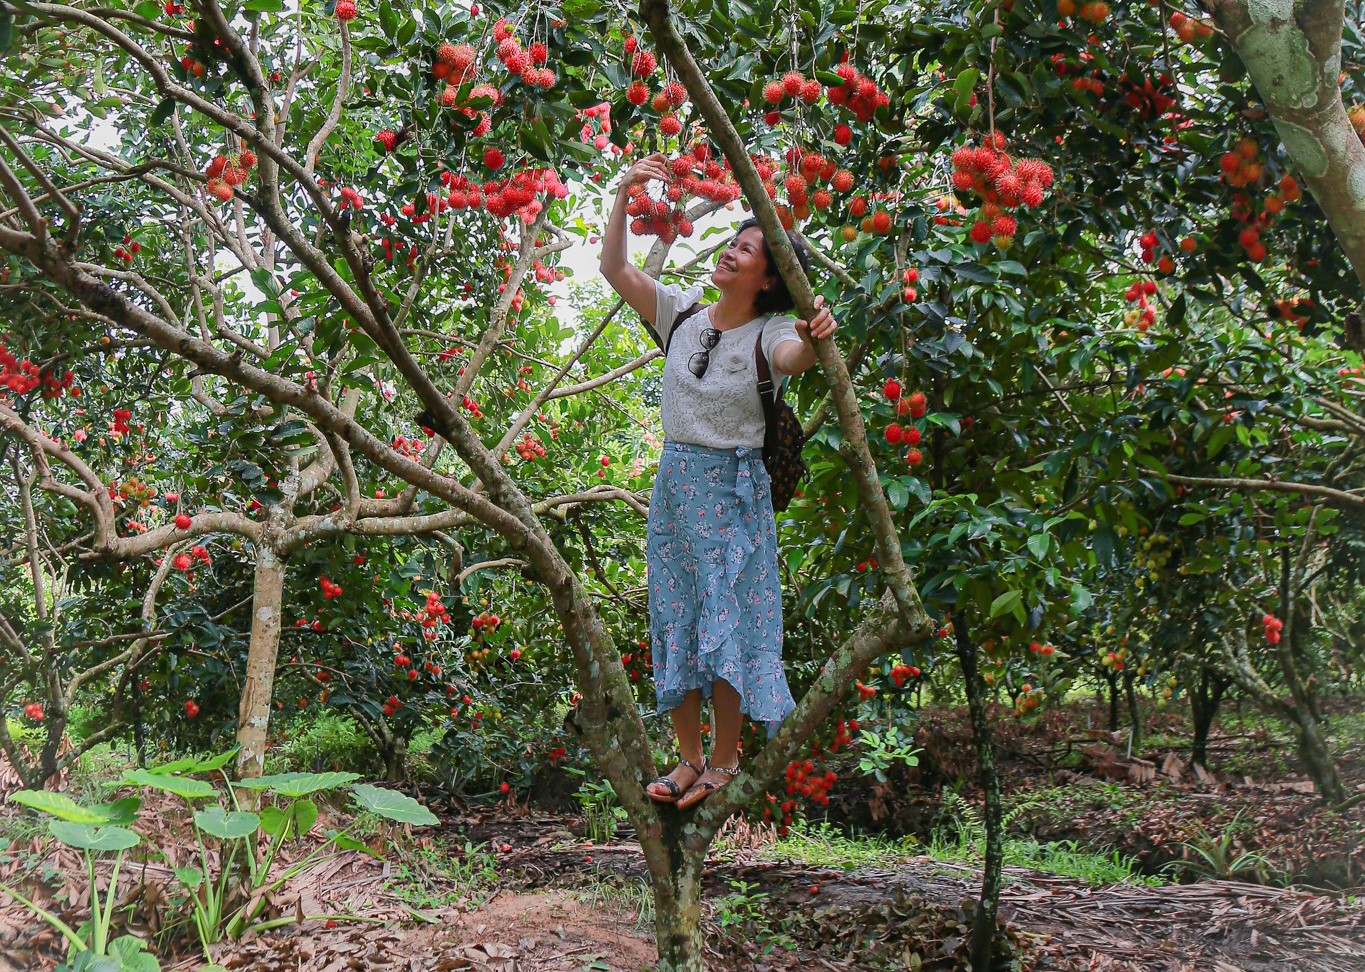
xmin=711 ymin=227 xmax=775 ymax=304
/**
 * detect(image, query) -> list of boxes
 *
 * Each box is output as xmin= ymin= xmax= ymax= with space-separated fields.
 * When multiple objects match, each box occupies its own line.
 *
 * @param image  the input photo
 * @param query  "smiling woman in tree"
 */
xmin=598 ymin=152 xmax=837 ymax=811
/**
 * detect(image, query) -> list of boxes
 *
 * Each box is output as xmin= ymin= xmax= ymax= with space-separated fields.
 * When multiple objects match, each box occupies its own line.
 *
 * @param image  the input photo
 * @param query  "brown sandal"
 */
xmin=675 ymin=762 xmax=741 ymax=810
xmin=647 ymin=757 xmax=705 ymax=804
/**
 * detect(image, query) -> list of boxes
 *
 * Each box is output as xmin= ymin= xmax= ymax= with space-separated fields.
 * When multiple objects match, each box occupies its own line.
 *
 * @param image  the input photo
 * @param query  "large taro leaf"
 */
xmin=119 ymin=768 xmax=215 ymax=800
xmin=350 ymin=784 xmax=438 ymax=826
xmin=194 ymin=807 xmax=260 ymax=840
xmin=9 ymin=791 xmax=139 ymax=824
xmin=233 ymin=771 xmax=359 ymax=798
xmin=48 ymin=821 xmax=140 ymax=852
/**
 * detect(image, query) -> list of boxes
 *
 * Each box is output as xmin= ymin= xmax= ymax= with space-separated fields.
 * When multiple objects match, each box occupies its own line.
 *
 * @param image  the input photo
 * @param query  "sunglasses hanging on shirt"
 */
xmin=688 ymin=327 xmax=721 ymax=379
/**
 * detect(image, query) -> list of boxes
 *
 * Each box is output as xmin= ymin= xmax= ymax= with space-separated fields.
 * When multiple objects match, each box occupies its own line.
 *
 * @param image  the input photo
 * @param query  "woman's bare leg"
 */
xmin=708 ymin=678 xmax=743 ymax=769
xmin=676 ymin=679 xmax=744 ymax=810
xmin=647 ymin=689 xmax=705 ymax=799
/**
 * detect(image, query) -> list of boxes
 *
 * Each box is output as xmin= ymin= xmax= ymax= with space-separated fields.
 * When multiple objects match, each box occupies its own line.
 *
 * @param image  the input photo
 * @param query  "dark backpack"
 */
xmin=653 ymin=301 xmax=809 ymax=512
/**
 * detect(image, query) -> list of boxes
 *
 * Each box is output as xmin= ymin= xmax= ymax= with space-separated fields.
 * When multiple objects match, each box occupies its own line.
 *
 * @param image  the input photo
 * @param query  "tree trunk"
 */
xmin=1294 ymin=710 xmax=1345 ymax=803
xmin=235 ymin=546 xmax=286 ymax=781
xmin=953 ymin=613 xmax=1003 ymax=972
xmin=1123 ymin=670 xmax=1141 ymax=750
xmin=650 ymin=850 xmax=705 ymax=972
xmin=384 ymin=735 xmax=406 ymax=783
xmin=1104 ymin=669 xmax=1120 ymax=732
xmin=1215 ymin=0 xmax=1365 ymax=295
xmin=1189 ymin=668 xmax=1227 ymax=769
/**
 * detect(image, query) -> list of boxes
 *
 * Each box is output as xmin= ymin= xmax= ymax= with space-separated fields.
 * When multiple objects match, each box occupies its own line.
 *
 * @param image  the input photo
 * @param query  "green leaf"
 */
xmin=195 ymin=808 xmax=260 ymax=840
xmin=327 ymin=830 xmax=379 ymax=855
xmin=1026 ymin=534 xmax=1050 ymax=560
xmin=149 ymin=98 xmax=175 ymax=127
xmin=49 ymin=821 xmax=140 ymax=852
xmin=9 ymin=791 xmax=139 ymax=825
xmin=107 ymin=936 xmax=159 ymax=972
xmin=350 ymin=784 xmax=439 ymax=826
xmin=294 ymin=798 xmax=319 ymax=835
xmin=175 ymin=865 xmax=204 ymax=890
xmin=1206 ymin=424 xmax=1234 ymax=459
xmin=1069 ymin=583 xmax=1093 ymax=615
xmin=185 ymin=748 xmax=240 ymax=774
xmin=234 ymin=771 xmax=359 ymax=797
xmin=989 ymin=589 xmax=1022 ymax=620
xmin=258 ymin=806 xmax=296 ymax=839
xmin=886 ymin=480 xmax=909 ymax=510
xmin=120 ymin=768 xmax=215 ymax=799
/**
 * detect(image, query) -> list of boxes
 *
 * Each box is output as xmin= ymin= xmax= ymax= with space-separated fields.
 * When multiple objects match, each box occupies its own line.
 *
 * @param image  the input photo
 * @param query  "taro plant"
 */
xmin=4 ymin=749 xmax=440 ymax=969
xmin=110 ymin=751 xmax=439 ymax=957
xmin=0 ymin=791 xmax=159 ymax=972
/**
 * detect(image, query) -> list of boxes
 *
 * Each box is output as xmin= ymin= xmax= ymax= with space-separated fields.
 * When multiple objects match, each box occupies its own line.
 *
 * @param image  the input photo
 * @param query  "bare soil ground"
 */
xmin=4 ymin=799 xmax=1363 ymax=972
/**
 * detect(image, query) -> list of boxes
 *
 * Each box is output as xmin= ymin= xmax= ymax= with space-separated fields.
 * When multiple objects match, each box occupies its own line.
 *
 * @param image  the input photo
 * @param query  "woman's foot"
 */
xmin=647 ymin=756 xmax=705 ymax=804
xmin=675 ymin=760 xmax=741 ymax=811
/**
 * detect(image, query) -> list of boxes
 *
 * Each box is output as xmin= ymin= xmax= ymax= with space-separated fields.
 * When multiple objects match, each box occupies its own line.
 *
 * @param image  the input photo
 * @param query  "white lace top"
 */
xmin=653 ymin=280 xmax=803 ymax=451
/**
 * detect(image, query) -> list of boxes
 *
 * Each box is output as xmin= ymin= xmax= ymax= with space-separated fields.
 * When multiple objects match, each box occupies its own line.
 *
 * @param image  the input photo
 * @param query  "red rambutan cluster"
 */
xmin=826 ymin=61 xmax=888 ymax=122
xmin=204 ymin=147 xmax=257 ymax=202
xmin=948 ymin=135 xmax=1053 ymax=247
xmin=578 ymin=102 xmax=615 ymax=153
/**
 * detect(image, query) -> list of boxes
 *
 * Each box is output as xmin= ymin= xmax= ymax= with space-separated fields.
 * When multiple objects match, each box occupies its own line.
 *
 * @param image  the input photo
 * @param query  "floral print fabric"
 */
xmin=647 ymin=440 xmax=797 ymax=739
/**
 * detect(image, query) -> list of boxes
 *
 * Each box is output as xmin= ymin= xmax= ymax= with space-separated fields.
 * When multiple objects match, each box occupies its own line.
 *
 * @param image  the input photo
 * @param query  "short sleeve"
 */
xmin=653 ymin=279 xmax=706 ymax=349
xmin=761 ymin=315 xmax=804 ymax=377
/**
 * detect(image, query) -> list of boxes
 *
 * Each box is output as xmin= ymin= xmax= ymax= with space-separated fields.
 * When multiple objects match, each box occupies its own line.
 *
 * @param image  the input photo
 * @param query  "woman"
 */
xmin=598 ymin=152 xmax=838 ymax=810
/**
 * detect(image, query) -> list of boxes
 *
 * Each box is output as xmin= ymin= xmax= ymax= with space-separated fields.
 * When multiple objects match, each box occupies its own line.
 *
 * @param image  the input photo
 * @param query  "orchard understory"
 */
xmin=1 ymin=0 xmax=1364 ymax=969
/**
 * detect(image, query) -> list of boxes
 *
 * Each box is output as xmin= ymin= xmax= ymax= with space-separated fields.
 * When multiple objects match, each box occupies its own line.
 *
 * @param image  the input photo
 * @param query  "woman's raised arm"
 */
xmin=598 ymin=152 xmax=671 ymax=325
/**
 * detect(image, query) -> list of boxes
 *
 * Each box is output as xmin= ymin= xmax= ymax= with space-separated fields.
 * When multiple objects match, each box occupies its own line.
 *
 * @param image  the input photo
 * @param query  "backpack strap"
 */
xmin=754 ymin=327 xmax=782 ymax=446
xmin=648 ymin=299 xmax=703 ymax=356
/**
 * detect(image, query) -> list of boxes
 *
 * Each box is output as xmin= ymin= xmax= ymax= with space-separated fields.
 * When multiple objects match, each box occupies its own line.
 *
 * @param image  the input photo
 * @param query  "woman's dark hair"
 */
xmin=733 ymin=217 xmax=812 ymax=315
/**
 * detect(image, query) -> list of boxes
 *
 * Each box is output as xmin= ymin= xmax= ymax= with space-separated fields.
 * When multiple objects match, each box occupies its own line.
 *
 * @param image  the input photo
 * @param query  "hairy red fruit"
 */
xmin=334 ymin=0 xmax=356 ymax=20
xmin=483 ymin=147 xmax=505 ymax=170
xmin=883 ymin=379 xmax=902 ymax=401
xmin=375 ymin=129 xmax=397 ymax=152
xmin=631 ymin=50 xmax=656 ymax=76
xmin=174 ymin=513 xmax=192 ymax=530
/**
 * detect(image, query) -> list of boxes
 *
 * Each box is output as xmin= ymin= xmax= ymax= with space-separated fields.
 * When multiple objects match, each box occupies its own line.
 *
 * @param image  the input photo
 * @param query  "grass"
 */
xmin=928 ymin=833 xmax=1165 ymax=886
xmin=763 ymin=820 xmax=916 ymax=870
xmin=384 ymin=839 xmax=500 ymax=911
xmin=572 ymin=874 xmax=655 ymax=931
xmin=758 ymin=812 xmax=1163 ymax=888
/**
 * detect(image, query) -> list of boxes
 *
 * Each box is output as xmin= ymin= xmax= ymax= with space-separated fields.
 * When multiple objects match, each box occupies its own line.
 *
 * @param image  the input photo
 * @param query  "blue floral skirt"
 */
xmin=646 ymin=441 xmax=796 ymax=739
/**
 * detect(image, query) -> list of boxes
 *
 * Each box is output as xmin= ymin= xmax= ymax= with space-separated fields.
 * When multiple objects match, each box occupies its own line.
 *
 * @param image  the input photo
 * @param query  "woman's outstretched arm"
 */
xmin=598 ymin=152 xmax=671 ymax=324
